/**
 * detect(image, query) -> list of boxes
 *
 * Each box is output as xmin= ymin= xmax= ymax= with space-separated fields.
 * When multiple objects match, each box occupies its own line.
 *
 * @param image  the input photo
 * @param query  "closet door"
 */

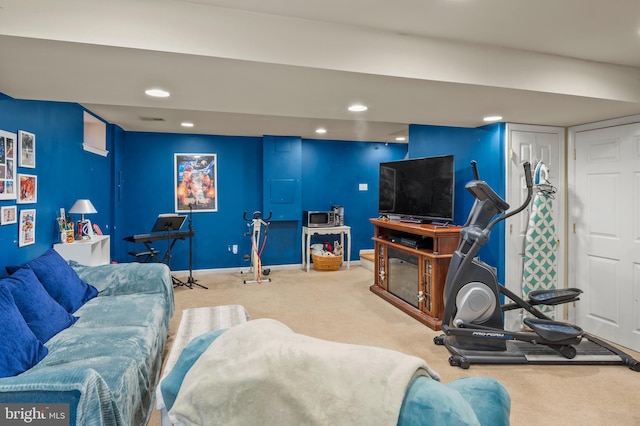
xmin=571 ymin=121 xmax=640 ymax=351
xmin=504 ymin=124 xmax=565 ymax=331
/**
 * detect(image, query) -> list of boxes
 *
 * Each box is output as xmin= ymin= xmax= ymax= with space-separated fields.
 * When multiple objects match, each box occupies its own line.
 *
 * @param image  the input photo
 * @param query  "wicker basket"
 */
xmin=312 ymin=254 xmax=343 ymax=271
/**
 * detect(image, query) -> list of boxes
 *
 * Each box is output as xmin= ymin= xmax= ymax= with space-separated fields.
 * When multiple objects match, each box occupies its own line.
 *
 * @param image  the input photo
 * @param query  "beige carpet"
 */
xmin=148 ymin=266 xmax=640 ymax=425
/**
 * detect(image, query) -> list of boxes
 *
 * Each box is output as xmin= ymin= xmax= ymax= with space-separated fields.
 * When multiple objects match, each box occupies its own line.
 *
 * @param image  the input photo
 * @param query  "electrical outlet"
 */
xmin=232 ymin=244 xmax=238 ymax=254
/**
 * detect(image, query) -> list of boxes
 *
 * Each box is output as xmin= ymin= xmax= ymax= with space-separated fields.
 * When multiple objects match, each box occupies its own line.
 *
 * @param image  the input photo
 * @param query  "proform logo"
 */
xmin=472 ymin=331 xmax=512 ymax=339
xmin=1 ymin=404 xmax=69 ymax=425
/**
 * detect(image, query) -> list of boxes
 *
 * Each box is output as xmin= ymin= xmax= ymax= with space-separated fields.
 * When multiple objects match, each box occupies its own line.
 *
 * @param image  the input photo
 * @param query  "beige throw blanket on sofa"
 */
xmin=170 ymin=318 xmax=439 ymax=426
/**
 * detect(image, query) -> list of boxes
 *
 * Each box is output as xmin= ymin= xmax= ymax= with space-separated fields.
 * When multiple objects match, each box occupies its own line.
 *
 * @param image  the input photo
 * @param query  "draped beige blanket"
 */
xmin=169 ymin=318 xmax=439 ymax=426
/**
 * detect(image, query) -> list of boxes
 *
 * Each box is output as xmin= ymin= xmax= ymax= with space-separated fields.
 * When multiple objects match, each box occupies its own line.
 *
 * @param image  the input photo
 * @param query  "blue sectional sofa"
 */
xmin=0 ymin=249 xmax=174 ymax=426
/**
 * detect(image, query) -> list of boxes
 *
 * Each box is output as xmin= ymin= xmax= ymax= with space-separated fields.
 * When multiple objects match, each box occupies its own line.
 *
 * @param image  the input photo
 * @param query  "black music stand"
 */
xmin=183 ymin=204 xmax=207 ymax=289
xmin=151 ymin=214 xmax=186 ymax=233
xmin=151 ymin=214 xmax=187 ymax=287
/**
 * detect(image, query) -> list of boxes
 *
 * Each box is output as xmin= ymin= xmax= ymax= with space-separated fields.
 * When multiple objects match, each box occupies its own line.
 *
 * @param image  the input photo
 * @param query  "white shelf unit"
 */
xmin=54 ymin=235 xmax=110 ymax=266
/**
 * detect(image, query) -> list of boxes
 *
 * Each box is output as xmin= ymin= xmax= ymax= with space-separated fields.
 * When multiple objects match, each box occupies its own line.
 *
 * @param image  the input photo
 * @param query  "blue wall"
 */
xmin=0 ymin=98 xmax=112 ymax=276
xmin=302 ymin=140 xmax=407 ymax=256
xmin=1 ymin=94 xmax=512 ymax=277
xmin=408 ymin=123 xmax=506 ymax=279
xmin=112 ymin=133 xmax=408 ymax=270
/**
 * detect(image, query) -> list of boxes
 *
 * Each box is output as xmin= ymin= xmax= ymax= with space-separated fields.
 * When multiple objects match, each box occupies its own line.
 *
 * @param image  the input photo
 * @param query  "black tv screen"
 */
xmin=379 ymin=155 xmax=454 ymax=223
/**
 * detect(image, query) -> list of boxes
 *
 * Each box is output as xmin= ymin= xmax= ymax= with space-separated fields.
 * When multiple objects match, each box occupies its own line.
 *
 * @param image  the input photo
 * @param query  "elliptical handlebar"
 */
xmin=470 ymin=160 xmax=480 ymax=181
xmin=485 ymin=161 xmax=533 ymax=232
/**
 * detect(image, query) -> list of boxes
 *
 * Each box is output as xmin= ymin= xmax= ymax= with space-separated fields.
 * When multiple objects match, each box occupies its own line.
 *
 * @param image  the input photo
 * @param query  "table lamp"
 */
xmin=69 ymin=199 xmax=97 ymax=239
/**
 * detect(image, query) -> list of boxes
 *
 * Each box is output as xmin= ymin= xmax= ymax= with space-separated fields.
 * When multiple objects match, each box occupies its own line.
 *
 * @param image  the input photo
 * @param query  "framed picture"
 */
xmin=17 ymin=173 xmax=37 ymax=204
xmin=19 ymin=208 xmax=36 ymax=247
xmin=0 ymin=129 xmax=17 ymax=200
xmin=1 ymin=205 xmax=17 ymax=225
xmin=174 ymin=153 xmax=218 ymax=213
xmin=18 ymin=130 xmax=36 ymax=168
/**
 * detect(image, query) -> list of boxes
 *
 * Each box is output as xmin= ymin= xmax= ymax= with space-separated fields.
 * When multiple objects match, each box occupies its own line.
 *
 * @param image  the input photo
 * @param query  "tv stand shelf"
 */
xmin=369 ymin=218 xmax=461 ymax=330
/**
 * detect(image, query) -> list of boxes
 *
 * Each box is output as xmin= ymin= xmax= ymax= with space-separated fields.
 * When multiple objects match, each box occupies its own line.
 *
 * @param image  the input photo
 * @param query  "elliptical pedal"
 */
xmin=528 ymin=288 xmax=583 ymax=305
xmin=523 ymin=318 xmax=583 ymax=344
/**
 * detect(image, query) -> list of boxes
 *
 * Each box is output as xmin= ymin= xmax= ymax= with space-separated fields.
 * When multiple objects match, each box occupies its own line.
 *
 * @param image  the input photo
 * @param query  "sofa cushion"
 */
xmin=447 ymin=376 xmax=511 ymax=426
xmin=0 ymin=286 xmax=48 ymax=378
xmin=1 ymin=267 xmax=78 ymax=343
xmin=6 ymin=248 xmax=98 ymax=313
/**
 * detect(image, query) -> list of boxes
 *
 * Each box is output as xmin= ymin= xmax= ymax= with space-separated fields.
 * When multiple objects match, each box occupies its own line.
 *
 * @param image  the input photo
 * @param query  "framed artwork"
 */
xmin=1 ymin=205 xmax=17 ymax=225
xmin=18 ymin=130 xmax=36 ymax=168
xmin=0 ymin=129 xmax=17 ymax=200
xmin=174 ymin=153 xmax=218 ymax=213
xmin=17 ymin=173 xmax=37 ymax=204
xmin=19 ymin=208 xmax=36 ymax=247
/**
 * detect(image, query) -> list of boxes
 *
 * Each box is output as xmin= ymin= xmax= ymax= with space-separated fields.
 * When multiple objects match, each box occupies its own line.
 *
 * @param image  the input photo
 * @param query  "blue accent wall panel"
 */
xmin=262 ymin=136 xmax=302 ymax=221
xmin=408 ymin=123 xmax=506 ymax=280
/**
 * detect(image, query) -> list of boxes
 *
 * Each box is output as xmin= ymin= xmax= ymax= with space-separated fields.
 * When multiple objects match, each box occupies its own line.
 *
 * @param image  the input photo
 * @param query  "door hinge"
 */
xmin=573 ymin=223 xmax=576 ymax=233
xmin=573 ymin=149 xmax=576 ymax=160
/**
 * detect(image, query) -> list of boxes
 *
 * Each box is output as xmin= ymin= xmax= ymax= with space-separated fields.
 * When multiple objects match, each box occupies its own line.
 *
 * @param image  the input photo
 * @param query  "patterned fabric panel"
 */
xmin=523 ymin=192 xmax=557 ymax=319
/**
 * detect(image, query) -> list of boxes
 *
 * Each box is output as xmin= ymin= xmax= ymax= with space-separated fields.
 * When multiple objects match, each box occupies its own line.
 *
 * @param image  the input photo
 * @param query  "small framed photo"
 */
xmin=18 ymin=130 xmax=36 ymax=168
xmin=0 ymin=129 xmax=17 ymax=201
xmin=19 ymin=208 xmax=36 ymax=247
xmin=17 ymin=173 xmax=37 ymax=204
xmin=1 ymin=205 xmax=17 ymax=225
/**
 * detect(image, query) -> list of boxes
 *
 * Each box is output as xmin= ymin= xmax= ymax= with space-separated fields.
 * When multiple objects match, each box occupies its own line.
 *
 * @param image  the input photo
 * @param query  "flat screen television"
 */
xmin=378 ymin=155 xmax=454 ymax=223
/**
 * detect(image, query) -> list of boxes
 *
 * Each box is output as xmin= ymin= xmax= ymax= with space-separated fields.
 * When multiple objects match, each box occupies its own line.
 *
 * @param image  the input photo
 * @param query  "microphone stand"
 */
xmin=186 ymin=203 xmax=207 ymax=289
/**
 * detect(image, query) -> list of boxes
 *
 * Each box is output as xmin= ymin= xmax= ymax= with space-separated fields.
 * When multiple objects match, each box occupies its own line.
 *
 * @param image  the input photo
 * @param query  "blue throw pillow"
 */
xmin=0 ymin=286 xmax=48 ymax=378
xmin=1 ymin=268 xmax=78 ymax=343
xmin=6 ymin=249 xmax=98 ymax=313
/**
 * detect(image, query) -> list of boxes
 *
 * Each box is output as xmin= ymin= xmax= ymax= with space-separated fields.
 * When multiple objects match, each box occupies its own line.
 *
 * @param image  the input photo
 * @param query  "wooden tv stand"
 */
xmin=369 ymin=218 xmax=461 ymax=330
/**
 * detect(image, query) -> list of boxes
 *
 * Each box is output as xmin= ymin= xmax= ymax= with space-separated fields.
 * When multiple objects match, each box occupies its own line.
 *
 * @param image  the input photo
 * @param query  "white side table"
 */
xmin=53 ymin=235 xmax=110 ymax=266
xmin=301 ymin=226 xmax=351 ymax=272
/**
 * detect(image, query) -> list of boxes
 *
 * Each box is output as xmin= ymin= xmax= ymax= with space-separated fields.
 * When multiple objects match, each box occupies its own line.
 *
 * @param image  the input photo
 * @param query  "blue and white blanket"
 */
xmin=168 ymin=319 xmax=439 ymax=426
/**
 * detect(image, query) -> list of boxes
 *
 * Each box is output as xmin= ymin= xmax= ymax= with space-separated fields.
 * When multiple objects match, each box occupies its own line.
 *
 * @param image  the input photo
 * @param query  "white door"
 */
xmin=504 ymin=124 xmax=565 ymax=331
xmin=571 ymin=120 xmax=640 ymax=351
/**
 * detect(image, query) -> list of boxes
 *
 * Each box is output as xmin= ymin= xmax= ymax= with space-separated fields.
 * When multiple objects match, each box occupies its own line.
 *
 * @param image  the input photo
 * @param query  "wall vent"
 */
xmin=139 ymin=116 xmax=166 ymax=122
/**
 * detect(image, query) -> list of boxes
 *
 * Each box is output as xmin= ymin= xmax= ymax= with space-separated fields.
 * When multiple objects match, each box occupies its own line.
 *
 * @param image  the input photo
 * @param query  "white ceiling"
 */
xmin=1 ymin=0 xmax=639 ymax=142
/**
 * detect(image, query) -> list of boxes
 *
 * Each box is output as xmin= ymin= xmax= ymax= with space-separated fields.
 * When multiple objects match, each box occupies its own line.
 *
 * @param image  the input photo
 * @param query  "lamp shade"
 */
xmin=69 ymin=199 xmax=97 ymax=224
xmin=69 ymin=199 xmax=97 ymax=215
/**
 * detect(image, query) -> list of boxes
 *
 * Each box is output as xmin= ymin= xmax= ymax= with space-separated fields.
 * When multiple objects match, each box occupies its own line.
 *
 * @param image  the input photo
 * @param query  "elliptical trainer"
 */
xmin=434 ymin=161 xmax=639 ymax=371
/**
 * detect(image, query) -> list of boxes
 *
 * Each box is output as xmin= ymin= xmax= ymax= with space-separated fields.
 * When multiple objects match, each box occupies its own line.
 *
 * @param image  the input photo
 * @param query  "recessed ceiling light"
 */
xmin=395 ymin=136 xmax=406 ymax=141
xmin=483 ymin=115 xmax=503 ymax=122
xmin=145 ymin=88 xmax=170 ymax=98
xmin=315 ymin=128 xmax=327 ymax=134
xmin=181 ymin=122 xmax=194 ymax=127
xmin=348 ymin=104 xmax=368 ymax=112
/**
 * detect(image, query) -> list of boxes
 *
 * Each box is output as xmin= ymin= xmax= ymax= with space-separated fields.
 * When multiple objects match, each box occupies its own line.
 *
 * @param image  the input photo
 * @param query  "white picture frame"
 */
xmin=18 ymin=130 xmax=36 ymax=168
xmin=1 ymin=205 xmax=17 ymax=225
xmin=19 ymin=208 xmax=36 ymax=247
xmin=174 ymin=153 xmax=218 ymax=213
xmin=17 ymin=173 xmax=37 ymax=204
xmin=0 ymin=129 xmax=17 ymax=200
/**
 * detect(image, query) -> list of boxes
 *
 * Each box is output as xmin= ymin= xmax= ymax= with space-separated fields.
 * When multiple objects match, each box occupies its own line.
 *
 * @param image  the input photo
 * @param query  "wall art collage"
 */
xmin=0 ymin=129 xmax=37 ymax=246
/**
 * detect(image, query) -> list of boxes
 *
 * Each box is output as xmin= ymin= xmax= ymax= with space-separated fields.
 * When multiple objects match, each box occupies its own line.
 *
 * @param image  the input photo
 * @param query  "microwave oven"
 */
xmin=303 ymin=210 xmax=337 ymax=227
